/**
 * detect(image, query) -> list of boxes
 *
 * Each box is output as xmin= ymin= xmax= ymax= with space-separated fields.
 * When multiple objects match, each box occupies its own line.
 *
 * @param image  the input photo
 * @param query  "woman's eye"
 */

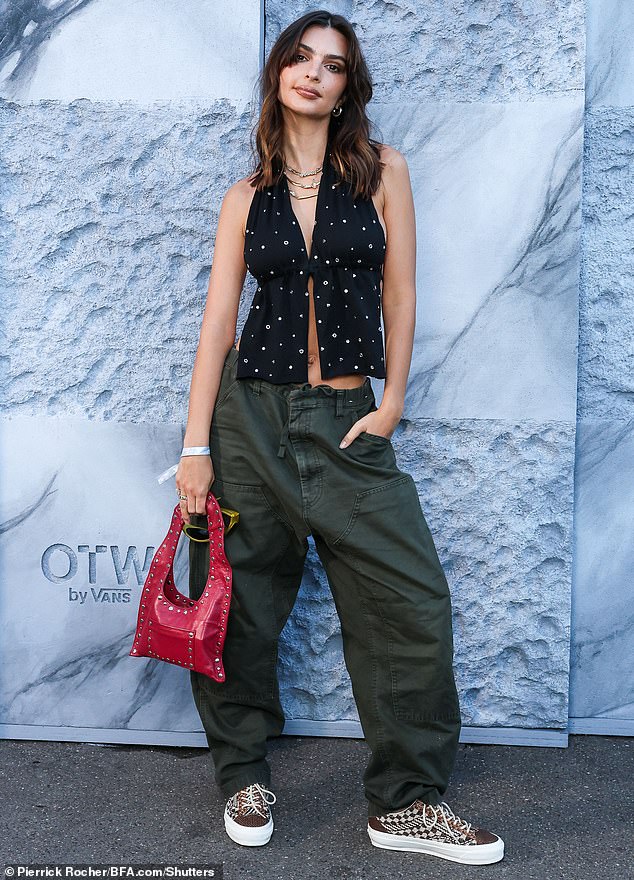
xmin=294 ymin=53 xmax=342 ymax=73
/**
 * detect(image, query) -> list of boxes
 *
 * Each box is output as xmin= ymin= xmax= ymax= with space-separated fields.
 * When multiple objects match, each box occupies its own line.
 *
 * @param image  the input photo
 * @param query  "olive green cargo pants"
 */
xmin=188 ymin=344 xmax=462 ymax=817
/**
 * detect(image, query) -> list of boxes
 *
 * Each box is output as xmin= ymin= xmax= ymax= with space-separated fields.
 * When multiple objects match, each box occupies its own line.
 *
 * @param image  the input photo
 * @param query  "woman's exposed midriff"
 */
xmin=236 ymin=272 xmax=368 ymax=390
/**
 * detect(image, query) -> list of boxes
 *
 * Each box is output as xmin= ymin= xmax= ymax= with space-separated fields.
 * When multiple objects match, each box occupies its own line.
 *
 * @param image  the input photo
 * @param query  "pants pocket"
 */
xmin=352 ymin=396 xmax=393 ymax=446
xmin=214 ymin=360 xmax=241 ymax=411
xmin=355 ymin=429 xmax=392 ymax=446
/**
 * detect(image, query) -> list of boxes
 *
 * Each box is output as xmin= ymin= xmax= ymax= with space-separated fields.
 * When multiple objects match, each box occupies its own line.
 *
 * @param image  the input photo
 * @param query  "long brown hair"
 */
xmin=247 ymin=10 xmax=385 ymax=200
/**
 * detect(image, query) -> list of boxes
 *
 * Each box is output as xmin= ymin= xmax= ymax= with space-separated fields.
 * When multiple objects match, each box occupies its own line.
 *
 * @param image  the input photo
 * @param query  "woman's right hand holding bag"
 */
xmin=176 ymin=453 xmax=215 ymax=526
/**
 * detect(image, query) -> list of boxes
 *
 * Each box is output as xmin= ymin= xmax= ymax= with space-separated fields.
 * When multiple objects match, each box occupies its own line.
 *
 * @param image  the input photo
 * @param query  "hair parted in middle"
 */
xmin=246 ymin=10 xmax=385 ymax=201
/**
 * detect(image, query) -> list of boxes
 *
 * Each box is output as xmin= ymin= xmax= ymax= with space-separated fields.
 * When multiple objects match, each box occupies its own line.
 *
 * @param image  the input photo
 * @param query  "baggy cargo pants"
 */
xmin=188 ymin=344 xmax=462 ymax=818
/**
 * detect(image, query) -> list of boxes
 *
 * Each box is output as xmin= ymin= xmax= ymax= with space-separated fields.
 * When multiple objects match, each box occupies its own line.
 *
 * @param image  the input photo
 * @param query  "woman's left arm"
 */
xmin=378 ymin=146 xmax=417 ymax=425
xmin=340 ymin=146 xmax=416 ymax=446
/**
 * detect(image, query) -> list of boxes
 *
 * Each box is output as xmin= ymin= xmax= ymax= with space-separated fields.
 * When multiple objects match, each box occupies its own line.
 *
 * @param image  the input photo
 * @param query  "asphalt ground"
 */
xmin=1 ymin=734 xmax=632 ymax=880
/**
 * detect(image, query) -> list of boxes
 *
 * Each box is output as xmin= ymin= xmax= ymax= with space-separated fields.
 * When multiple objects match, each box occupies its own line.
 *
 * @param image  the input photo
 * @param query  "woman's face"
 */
xmin=278 ymin=25 xmax=349 ymax=119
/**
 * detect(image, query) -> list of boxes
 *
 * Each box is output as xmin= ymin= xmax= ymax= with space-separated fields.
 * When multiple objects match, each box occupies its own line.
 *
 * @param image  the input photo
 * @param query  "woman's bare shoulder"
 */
xmin=375 ymin=142 xmax=407 ymax=171
xmin=222 ymin=174 xmax=259 ymax=236
xmin=373 ymin=143 xmax=407 ymax=210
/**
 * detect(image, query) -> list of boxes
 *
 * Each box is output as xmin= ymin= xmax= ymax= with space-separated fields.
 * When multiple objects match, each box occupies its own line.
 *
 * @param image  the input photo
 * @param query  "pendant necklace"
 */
xmin=284 ymin=158 xmax=323 ymax=200
xmin=285 ymin=171 xmax=322 ymax=200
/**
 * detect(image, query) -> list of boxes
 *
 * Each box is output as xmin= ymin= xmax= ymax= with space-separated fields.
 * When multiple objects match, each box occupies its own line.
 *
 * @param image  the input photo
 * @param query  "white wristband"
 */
xmin=181 ymin=446 xmax=210 ymax=456
xmin=156 ymin=446 xmax=211 ymax=484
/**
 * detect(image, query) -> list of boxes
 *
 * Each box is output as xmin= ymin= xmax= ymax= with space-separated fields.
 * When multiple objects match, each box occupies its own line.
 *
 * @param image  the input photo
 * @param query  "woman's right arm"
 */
xmin=176 ymin=179 xmax=250 ymax=522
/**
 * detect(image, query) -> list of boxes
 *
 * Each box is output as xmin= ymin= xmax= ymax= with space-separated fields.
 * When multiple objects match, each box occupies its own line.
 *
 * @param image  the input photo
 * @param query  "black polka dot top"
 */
xmin=238 ymin=139 xmax=387 ymax=383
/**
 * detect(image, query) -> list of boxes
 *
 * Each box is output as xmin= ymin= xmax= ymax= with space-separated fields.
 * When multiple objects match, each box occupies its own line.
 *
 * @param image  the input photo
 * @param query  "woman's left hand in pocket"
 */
xmin=339 ymin=408 xmax=400 ymax=448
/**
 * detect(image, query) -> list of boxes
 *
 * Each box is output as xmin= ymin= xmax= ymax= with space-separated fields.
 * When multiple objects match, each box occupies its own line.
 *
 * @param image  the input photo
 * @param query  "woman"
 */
xmin=177 ymin=10 xmax=504 ymax=867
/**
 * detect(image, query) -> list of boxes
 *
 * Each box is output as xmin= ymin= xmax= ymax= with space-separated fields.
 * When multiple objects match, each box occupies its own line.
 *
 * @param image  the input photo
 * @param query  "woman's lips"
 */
xmin=295 ymin=87 xmax=320 ymax=99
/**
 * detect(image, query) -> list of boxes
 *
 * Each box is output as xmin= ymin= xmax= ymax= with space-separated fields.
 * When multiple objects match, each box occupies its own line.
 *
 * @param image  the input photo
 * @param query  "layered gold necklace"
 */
xmin=284 ymin=159 xmax=323 ymax=201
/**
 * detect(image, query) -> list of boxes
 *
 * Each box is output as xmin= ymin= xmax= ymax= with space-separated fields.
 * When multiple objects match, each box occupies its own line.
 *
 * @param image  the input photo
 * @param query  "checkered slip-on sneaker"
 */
xmin=223 ymin=783 xmax=277 ymax=846
xmin=368 ymin=799 xmax=504 ymax=865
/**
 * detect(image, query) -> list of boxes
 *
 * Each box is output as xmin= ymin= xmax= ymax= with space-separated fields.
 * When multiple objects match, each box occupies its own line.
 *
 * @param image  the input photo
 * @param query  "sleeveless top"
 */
xmin=237 ymin=140 xmax=387 ymax=383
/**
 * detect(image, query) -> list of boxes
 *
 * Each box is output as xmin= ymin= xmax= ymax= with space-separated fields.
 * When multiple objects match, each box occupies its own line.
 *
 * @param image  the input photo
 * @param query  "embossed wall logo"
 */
xmin=41 ymin=544 xmax=155 ymax=603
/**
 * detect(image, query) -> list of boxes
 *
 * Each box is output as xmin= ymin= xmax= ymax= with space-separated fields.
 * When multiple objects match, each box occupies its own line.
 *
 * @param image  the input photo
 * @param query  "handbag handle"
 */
xmin=174 ymin=492 xmax=224 ymax=543
xmin=148 ymin=491 xmax=228 ymax=608
xmin=182 ymin=496 xmax=240 ymax=542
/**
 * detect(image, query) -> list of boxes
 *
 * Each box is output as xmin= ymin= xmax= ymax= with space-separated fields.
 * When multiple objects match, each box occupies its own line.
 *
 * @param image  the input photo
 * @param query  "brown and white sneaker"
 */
xmin=223 ymin=783 xmax=277 ymax=846
xmin=367 ymin=799 xmax=504 ymax=865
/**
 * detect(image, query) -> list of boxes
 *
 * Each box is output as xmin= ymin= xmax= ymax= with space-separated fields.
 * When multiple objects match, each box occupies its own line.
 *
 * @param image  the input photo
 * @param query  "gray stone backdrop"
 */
xmin=568 ymin=0 xmax=634 ymax=734
xmin=0 ymin=0 xmax=631 ymax=747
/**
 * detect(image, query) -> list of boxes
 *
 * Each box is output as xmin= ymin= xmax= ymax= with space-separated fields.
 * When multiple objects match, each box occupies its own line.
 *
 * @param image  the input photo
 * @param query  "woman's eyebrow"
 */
xmin=297 ymin=42 xmax=347 ymax=64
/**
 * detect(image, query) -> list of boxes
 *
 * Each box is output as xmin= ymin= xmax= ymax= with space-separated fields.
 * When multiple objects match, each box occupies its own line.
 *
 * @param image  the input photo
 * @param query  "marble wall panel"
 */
xmin=265 ymin=1 xmax=584 ymax=100
xmin=586 ymin=0 xmax=634 ymax=108
xmin=377 ymin=98 xmax=582 ymax=424
xmin=0 ymin=417 xmax=208 ymax=734
xmin=0 ymin=0 xmax=259 ymax=106
xmin=0 ymin=101 xmax=258 ymax=424
xmin=577 ymin=111 xmax=634 ymax=423
xmin=569 ymin=419 xmax=634 ymax=721
xmin=569 ymin=0 xmax=634 ymax=729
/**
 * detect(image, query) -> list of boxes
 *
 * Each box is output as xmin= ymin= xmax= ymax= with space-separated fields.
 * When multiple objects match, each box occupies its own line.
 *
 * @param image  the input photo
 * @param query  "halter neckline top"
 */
xmin=238 ymin=139 xmax=387 ymax=383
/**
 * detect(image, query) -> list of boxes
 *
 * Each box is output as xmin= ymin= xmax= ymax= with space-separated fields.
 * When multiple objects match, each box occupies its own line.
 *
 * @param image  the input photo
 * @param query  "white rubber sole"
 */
xmin=367 ymin=825 xmax=504 ymax=865
xmin=224 ymin=807 xmax=274 ymax=846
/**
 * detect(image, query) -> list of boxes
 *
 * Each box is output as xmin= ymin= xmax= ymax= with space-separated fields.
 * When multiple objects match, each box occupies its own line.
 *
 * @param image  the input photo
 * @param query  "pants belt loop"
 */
xmin=251 ymin=378 xmax=262 ymax=396
xmin=335 ymin=390 xmax=345 ymax=418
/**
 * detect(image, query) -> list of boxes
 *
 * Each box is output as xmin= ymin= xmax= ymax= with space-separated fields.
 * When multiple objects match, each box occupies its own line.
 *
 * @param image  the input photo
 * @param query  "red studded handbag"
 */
xmin=129 ymin=490 xmax=234 ymax=682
